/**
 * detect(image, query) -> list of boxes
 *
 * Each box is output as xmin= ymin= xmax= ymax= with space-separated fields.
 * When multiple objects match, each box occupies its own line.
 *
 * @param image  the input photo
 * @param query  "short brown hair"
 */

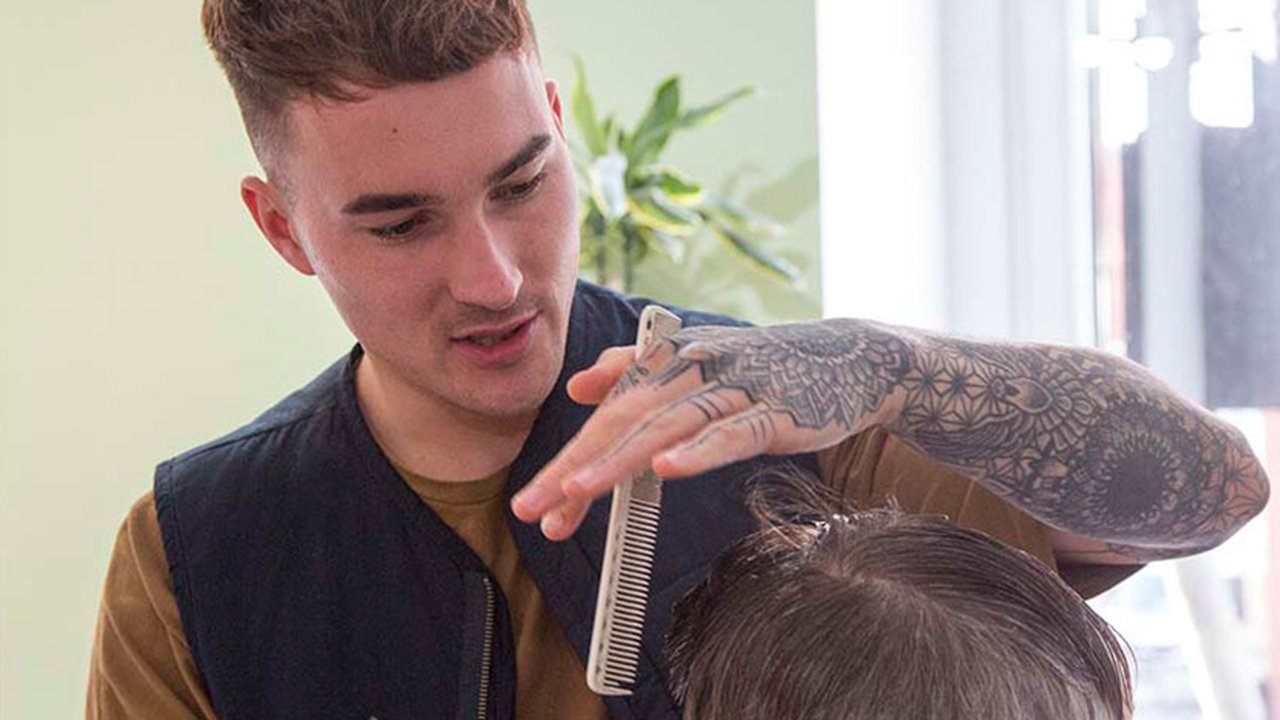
xmin=666 ymin=479 xmax=1134 ymax=720
xmin=201 ymin=0 xmax=535 ymax=170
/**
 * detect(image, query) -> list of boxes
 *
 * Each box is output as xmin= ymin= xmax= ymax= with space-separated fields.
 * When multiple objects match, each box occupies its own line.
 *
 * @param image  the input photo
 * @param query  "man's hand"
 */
xmin=510 ymin=322 xmax=915 ymax=539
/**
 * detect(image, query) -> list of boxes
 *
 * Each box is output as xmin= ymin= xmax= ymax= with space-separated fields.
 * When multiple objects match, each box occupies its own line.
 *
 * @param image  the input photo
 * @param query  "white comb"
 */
xmin=586 ymin=304 xmax=683 ymax=696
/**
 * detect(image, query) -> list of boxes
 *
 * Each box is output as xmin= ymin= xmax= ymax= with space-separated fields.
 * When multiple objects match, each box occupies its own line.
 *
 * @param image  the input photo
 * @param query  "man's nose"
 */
xmin=447 ymin=216 xmax=523 ymax=310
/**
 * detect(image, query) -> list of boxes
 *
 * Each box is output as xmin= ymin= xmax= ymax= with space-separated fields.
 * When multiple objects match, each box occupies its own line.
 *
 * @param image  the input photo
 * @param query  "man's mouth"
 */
xmin=464 ymin=325 xmax=524 ymax=348
xmin=449 ymin=314 xmax=538 ymax=365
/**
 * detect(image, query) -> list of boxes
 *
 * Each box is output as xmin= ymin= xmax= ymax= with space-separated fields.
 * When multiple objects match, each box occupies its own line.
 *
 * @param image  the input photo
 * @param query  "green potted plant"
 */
xmin=570 ymin=59 xmax=802 ymax=294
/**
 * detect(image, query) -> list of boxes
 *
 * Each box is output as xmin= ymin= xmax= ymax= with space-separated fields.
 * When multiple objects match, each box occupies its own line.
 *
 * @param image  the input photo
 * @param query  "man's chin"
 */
xmin=451 ymin=385 xmax=549 ymax=422
xmin=448 ymin=341 xmax=565 ymax=421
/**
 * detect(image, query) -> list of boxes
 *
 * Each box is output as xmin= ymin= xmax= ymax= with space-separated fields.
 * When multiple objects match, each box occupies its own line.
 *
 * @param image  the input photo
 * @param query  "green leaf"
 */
xmin=578 ymin=203 xmax=611 ymax=282
xmin=600 ymin=117 xmax=616 ymax=150
xmin=619 ymin=221 xmax=648 ymax=292
xmin=709 ymin=221 xmax=803 ymax=286
xmin=626 ymin=76 xmax=681 ymax=166
xmin=675 ymin=86 xmax=755 ymax=131
xmin=582 ymin=202 xmax=608 ymax=240
xmin=629 ymin=189 xmax=702 ymax=237
xmin=649 ymin=188 xmax=702 ymax=224
xmin=704 ymin=194 xmax=786 ymax=238
xmin=571 ymin=57 xmax=608 ymax=156
xmin=622 ymin=222 xmax=650 ymax=262
xmin=638 ymin=226 xmax=687 ymax=264
xmin=650 ymin=167 xmax=705 ymax=204
xmin=628 ymin=84 xmax=754 ymax=169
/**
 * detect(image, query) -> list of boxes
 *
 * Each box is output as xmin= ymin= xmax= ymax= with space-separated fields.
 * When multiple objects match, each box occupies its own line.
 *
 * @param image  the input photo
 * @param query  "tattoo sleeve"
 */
xmin=654 ymin=319 xmax=1269 ymax=563
xmin=875 ymin=326 xmax=1270 ymax=562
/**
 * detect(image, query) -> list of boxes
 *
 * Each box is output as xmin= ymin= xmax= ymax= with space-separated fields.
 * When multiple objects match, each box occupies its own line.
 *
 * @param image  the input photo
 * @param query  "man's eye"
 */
xmin=495 ymin=171 xmax=548 ymax=202
xmin=369 ymin=217 xmax=421 ymax=242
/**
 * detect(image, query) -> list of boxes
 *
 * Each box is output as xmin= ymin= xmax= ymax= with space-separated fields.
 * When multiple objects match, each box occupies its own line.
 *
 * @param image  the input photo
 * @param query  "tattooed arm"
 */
xmin=879 ymin=326 xmax=1268 ymax=562
xmin=513 ymin=320 xmax=1269 ymax=563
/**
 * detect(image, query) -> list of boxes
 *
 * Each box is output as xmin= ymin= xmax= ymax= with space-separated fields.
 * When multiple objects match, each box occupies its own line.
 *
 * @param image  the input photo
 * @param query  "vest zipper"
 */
xmin=476 ymin=575 xmax=495 ymax=720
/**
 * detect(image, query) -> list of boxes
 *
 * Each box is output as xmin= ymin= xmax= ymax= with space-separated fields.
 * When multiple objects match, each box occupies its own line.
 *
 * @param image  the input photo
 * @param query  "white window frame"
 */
xmin=816 ymin=0 xmax=1096 ymax=347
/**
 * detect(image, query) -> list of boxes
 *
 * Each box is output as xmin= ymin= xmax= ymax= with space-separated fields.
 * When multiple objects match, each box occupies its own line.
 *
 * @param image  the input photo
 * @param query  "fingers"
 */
xmin=652 ymin=406 xmax=781 ymax=479
xmin=510 ymin=397 xmax=628 ymax=522
xmin=539 ymin=496 xmax=591 ymax=541
xmin=534 ymin=403 xmax=782 ymax=541
xmin=567 ymin=345 xmax=635 ymax=405
xmin=560 ymin=387 xmax=743 ymax=500
xmin=514 ymin=345 xmax=637 ymax=524
xmin=510 ymin=475 xmax=569 ymax=524
xmin=512 ymin=382 xmax=737 ymax=526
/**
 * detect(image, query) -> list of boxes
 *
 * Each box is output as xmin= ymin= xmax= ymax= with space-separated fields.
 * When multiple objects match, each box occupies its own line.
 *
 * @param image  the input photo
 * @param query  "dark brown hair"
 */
xmin=666 ymin=477 xmax=1133 ymax=720
xmin=201 ymin=0 xmax=535 ymax=170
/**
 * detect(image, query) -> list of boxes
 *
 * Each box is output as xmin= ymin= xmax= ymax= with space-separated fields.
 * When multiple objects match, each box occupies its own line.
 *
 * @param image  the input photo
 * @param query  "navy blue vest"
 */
xmin=155 ymin=282 xmax=819 ymax=719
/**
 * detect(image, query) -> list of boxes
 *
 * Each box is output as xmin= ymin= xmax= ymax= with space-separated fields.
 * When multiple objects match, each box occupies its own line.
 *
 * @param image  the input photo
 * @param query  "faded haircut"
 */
xmin=201 ymin=0 xmax=535 ymax=173
xmin=665 ymin=474 xmax=1134 ymax=720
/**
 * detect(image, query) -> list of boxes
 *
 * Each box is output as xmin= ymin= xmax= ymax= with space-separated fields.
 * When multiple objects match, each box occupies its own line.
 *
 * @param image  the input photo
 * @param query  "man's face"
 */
xmin=267 ymin=51 xmax=580 ymax=422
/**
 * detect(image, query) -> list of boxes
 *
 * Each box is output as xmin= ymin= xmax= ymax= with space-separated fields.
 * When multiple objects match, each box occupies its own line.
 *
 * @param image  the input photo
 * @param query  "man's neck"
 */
xmin=355 ymin=354 xmax=538 ymax=482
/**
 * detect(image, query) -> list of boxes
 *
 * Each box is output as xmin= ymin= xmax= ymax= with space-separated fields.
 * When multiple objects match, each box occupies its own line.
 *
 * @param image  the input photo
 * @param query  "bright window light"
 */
xmin=1190 ymin=31 xmax=1256 ymax=128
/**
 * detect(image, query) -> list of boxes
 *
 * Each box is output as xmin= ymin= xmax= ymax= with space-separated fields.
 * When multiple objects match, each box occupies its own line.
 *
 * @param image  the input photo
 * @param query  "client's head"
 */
xmin=666 ymin=478 xmax=1133 ymax=720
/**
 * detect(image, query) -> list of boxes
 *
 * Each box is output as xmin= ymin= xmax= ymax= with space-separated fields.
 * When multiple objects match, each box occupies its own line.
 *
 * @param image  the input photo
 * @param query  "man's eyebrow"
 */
xmin=486 ymin=134 xmax=552 ymax=186
xmin=341 ymin=192 xmax=442 ymax=215
xmin=340 ymin=134 xmax=551 ymax=215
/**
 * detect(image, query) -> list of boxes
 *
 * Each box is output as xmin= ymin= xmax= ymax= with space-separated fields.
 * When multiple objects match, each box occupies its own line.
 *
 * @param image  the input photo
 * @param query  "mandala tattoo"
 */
xmin=664 ymin=321 xmax=913 ymax=432
xmin=889 ymin=338 xmax=1269 ymax=560
xmin=608 ymin=319 xmax=1268 ymax=562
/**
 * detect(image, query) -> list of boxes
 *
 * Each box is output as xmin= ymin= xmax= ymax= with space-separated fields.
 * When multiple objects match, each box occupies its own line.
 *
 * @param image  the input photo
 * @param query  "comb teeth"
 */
xmin=587 ymin=305 xmax=679 ymax=697
xmin=586 ymin=480 xmax=663 ymax=695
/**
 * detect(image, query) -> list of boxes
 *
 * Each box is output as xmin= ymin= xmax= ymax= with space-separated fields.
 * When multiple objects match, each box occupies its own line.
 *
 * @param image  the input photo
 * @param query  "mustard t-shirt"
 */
xmin=398 ymin=464 xmax=611 ymax=720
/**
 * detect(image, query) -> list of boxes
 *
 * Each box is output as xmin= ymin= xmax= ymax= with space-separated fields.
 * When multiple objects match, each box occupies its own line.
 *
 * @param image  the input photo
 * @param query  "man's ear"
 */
xmin=241 ymin=176 xmax=316 ymax=276
xmin=545 ymin=79 xmax=566 ymax=140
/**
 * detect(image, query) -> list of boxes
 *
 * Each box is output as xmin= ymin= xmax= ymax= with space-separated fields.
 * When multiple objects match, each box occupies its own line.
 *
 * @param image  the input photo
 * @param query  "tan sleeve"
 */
xmin=817 ymin=427 xmax=1058 ymax=573
xmin=87 ymin=492 xmax=217 ymax=720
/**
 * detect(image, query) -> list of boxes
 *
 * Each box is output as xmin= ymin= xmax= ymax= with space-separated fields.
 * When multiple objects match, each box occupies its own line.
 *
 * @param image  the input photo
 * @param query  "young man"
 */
xmin=87 ymin=1 xmax=1268 ymax=718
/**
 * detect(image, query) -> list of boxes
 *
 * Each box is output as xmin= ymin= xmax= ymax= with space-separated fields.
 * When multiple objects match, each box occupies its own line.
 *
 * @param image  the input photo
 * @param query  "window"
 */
xmin=816 ymin=1 xmax=1278 ymax=716
xmin=1083 ymin=1 xmax=1279 ymax=717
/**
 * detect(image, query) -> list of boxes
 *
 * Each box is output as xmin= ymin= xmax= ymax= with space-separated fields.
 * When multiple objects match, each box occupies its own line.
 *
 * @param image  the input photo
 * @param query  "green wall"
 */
xmin=0 ymin=2 xmax=818 ymax=716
